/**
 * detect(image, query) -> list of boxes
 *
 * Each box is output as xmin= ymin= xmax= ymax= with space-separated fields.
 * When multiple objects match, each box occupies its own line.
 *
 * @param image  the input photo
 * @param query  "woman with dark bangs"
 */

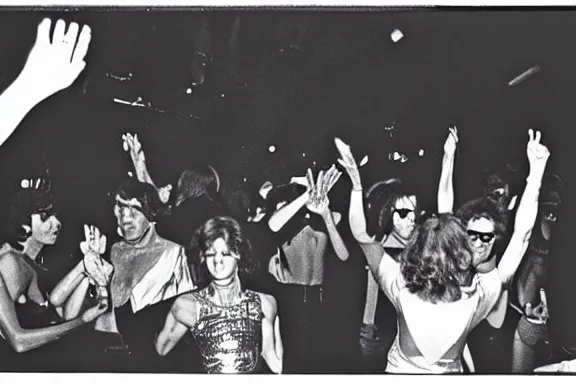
xmin=335 ymin=134 xmax=548 ymax=373
xmin=155 ymin=216 xmax=282 ymax=374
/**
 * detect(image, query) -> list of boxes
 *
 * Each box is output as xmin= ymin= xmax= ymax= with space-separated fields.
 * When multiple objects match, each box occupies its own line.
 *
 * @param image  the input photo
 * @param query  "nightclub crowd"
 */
xmin=0 ymin=15 xmax=575 ymax=375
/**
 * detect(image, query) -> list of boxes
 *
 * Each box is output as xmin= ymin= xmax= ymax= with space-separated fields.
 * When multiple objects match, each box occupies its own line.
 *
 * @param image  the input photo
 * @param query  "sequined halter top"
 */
xmin=191 ymin=287 xmax=263 ymax=374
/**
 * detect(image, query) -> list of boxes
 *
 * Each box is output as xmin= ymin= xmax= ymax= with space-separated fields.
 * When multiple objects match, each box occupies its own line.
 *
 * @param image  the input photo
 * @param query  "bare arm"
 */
xmin=0 ymin=273 xmax=86 ymax=353
xmin=49 ymin=261 xmax=86 ymax=308
xmin=62 ymin=277 xmax=91 ymax=320
xmin=260 ymin=293 xmax=283 ymax=374
xmin=437 ymin=127 xmax=458 ymax=214
xmin=321 ymin=211 xmax=349 ymax=261
xmin=156 ymin=295 xmax=196 ymax=356
xmin=0 ymin=19 xmax=90 ymax=150
xmin=498 ymin=130 xmax=549 ymax=285
xmin=268 ymin=191 xmax=309 ymax=233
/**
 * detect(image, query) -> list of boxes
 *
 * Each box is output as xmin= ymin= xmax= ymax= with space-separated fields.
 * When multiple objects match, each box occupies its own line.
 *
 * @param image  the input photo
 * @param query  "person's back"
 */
xmin=281 ymin=224 xmax=327 ymax=286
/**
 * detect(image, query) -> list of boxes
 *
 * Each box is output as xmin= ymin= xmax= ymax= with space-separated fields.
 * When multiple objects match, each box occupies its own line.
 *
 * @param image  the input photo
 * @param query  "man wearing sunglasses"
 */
xmin=360 ymin=179 xmax=418 ymax=373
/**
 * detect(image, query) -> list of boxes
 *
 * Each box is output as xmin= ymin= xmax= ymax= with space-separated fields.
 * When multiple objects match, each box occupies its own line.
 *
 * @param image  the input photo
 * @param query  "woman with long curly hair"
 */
xmin=155 ymin=216 xmax=283 ymax=374
xmin=335 ymin=132 xmax=549 ymax=373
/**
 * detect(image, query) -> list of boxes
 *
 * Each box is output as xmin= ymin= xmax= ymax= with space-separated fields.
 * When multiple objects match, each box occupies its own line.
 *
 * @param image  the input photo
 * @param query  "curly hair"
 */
xmin=400 ymin=213 xmax=474 ymax=304
xmin=189 ymin=216 xmax=257 ymax=288
xmin=366 ymin=179 xmax=418 ymax=242
xmin=455 ymin=196 xmax=508 ymax=240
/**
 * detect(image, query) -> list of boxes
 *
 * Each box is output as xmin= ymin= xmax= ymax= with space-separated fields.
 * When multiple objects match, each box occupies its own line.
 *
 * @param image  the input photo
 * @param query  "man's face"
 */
xmin=114 ymin=196 xmax=150 ymax=242
xmin=30 ymin=212 xmax=61 ymax=245
xmin=392 ymin=195 xmax=417 ymax=240
xmin=466 ymin=217 xmax=496 ymax=267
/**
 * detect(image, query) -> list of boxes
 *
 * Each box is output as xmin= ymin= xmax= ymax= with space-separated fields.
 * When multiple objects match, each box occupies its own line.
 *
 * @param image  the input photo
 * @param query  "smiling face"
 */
xmin=114 ymin=195 xmax=150 ymax=242
xmin=466 ymin=217 xmax=496 ymax=268
xmin=204 ymin=237 xmax=239 ymax=283
xmin=392 ymin=195 xmax=417 ymax=240
xmin=30 ymin=212 xmax=61 ymax=245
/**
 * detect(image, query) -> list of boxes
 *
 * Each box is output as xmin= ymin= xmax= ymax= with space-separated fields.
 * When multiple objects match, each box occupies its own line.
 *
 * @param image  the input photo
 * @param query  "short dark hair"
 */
xmin=112 ymin=179 xmax=162 ymax=222
xmin=173 ymin=167 xmax=219 ymax=207
xmin=400 ymin=213 xmax=474 ymax=303
xmin=455 ymin=197 xmax=508 ymax=240
xmin=189 ymin=216 xmax=257 ymax=288
xmin=7 ymin=189 xmax=58 ymax=250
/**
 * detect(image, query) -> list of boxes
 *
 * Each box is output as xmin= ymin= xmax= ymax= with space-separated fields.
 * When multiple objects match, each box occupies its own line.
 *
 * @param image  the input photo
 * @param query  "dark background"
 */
xmin=0 ymin=7 xmax=574 ymax=262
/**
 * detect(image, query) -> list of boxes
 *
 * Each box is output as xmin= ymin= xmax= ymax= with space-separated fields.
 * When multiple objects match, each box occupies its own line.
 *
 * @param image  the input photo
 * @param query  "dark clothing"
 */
xmin=157 ymin=195 xmax=228 ymax=248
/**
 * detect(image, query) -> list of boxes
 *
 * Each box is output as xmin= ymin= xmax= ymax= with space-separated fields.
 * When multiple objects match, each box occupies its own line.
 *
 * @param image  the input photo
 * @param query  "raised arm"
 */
xmin=437 ymin=127 xmax=458 ymax=213
xmin=305 ymin=165 xmax=348 ymax=261
xmin=0 ymin=19 xmax=90 ymax=148
xmin=0 ymin=272 xmax=106 ymax=353
xmin=156 ymin=295 xmax=196 ymax=356
xmin=260 ymin=293 xmax=283 ymax=374
xmin=497 ymin=130 xmax=549 ymax=285
xmin=335 ymin=138 xmax=393 ymax=278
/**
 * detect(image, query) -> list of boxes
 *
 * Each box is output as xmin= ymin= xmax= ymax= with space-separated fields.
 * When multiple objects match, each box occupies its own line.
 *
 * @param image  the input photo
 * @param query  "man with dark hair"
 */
xmin=94 ymin=179 xmax=196 ymax=372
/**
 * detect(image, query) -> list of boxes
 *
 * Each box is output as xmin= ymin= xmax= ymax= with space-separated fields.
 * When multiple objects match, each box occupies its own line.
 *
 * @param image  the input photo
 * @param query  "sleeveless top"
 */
xmin=191 ymin=288 xmax=263 ymax=374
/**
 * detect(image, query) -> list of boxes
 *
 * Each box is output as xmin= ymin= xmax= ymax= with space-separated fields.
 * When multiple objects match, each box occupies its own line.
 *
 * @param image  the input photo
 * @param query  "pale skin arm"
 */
xmin=156 ymin=295 xmax=197 ymax=356
xmin=306 ymin=166 xmax=348 ymax=261
xmin=260 ymin=293 xmax=283 ymax=374
xmin=497 ymin=130 xmax=549 ymax=285
xmin=437 ymin=127 xmax=458 ymax=214
xmin=335 ymin=138 xmax=397 ymax=286
xmin=0 ymin=272 xmax=106 ymax=353
xmin=0 ymin=19 xmax=90 ymax=149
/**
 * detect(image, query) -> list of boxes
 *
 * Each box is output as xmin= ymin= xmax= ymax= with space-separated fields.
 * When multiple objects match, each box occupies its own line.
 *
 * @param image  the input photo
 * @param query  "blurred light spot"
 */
xmin=269 ymin=145 xmax=276 ymax=153
xmin=419 ymin=149 xmax=425 ymax=157
xmin=360 ymin=155 xmax=369 ymax=166
xmin=391 ymin=29 xmax=404 ymax=43
xmin=186 ymin=88 xmax=192 ymax=94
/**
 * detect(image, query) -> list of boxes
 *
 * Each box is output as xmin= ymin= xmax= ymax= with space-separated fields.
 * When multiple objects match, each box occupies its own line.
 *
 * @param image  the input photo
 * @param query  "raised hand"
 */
xmin=443 ymin=126 xmax=459 ymax=156
xmin=19 ymin=19 xmax=91 ymax=100
xmin=122 ymin=133 xmax=146 ymax=167
xmin=305 ymin=165 xmax=341 ymax=216
xmin=526 ymin=129 xmax=550 ymax=177
xmin=158 ymin=184 xmax=173 ymax=204
xmin=80 ymin=225 xmax=113 ymax=287
xmin=335 ymin=137 xmax=362 ymax=189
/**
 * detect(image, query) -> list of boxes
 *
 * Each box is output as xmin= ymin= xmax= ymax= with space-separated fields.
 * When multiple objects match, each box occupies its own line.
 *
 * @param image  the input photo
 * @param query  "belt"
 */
xmin=282 ymin=284 xmax=324 ymax=303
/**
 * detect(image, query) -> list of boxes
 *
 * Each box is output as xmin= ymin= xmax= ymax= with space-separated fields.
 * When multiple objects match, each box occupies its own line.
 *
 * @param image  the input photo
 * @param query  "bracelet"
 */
xmin=352 ymin=187 xmax=363 ymax=192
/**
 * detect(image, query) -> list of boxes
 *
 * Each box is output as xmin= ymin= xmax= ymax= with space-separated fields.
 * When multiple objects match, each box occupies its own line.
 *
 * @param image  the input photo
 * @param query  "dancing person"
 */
xmin=511 ymin=189 xmax=560 ymax=373
xmin=266 ymin=166 xmax=347 ymax=373
xmin=360 ymin=178 xmax=419 ymax=373
xmin=335 ymin=129 xmax=549 ymax=373
xmin=94 ymin=179 xmax=195 ymax=371
xmin=156 ymin=216 xmax=282 ymax=374
xmin=0 ymin=187 xmax=109 ymax=371
xmin=0 ymin=18 xmax=90 ymax=150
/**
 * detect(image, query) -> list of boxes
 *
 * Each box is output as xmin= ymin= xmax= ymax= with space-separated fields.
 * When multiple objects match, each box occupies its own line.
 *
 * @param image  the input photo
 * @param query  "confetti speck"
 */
xmin=269 ymin=145 xmax=276 ymax=153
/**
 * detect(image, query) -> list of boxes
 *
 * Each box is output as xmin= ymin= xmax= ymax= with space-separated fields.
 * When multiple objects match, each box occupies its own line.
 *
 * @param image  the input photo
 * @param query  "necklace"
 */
xmin=210 ymin=277 xmax=241 ymax=307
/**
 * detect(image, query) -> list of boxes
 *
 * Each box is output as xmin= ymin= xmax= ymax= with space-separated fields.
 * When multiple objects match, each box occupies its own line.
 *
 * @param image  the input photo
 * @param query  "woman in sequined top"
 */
xmin=155 ymin=216 xmax=283 ymax=373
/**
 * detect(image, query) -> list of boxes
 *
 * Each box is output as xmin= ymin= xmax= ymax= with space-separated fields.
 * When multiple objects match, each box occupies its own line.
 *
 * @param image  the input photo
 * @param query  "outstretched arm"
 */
xmin=156 ymin=296 xmax=196 ymax=356
xmin=260 ymin=294 xmax=283 ymax=374
xmin=498 ymin=130 xmax=549 ymax=285
xmin=0 ymin=18 xmax=90 ymax=149
xmin=335 ymin=138 xmax=398 ymax=286
xmin=437 ymin=127 xmax=458 ymax=213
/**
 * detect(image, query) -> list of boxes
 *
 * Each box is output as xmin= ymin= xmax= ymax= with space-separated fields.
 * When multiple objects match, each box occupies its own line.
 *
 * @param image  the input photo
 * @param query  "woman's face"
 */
xmin=392 ymin=195 xmax=417 ymax=240
xmin=30 ymin=212 xmax=61 ymax=245
xmin=205 ymin=237 xmax=239 ymax=282
xmin=466 ymin=217 xmax=496 ymax=267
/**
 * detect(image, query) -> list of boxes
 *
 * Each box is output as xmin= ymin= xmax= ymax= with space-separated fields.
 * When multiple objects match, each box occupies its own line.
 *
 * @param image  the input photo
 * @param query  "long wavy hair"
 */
xmin=188 ymin=216 xmax=257 ymax=289
xmin=400 ymin=213 xmax=475 ymax=304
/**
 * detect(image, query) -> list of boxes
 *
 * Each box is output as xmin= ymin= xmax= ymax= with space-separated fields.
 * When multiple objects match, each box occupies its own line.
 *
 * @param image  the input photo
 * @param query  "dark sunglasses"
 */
xmin=467 ymin=230 xmax=495 ymax=243
xmin=393 ymin=208 xmax=415 ymax=219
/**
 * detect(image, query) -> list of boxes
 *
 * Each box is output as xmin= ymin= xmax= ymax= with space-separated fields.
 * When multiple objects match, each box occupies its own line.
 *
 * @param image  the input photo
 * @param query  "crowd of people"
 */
xmin=0 ymin=17 xmax=573 ymax=375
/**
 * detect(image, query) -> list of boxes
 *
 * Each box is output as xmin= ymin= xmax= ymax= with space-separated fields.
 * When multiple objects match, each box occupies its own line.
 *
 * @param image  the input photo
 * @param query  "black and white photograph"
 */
xmin=0 ymin=3 xmax=574 ymax=376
